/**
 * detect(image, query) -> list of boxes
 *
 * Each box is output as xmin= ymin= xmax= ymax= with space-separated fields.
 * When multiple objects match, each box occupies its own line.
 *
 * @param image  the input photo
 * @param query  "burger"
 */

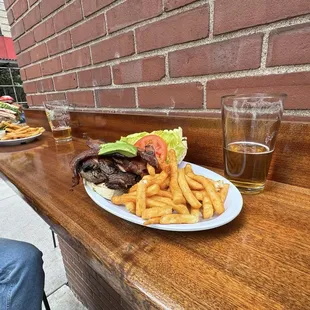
xmin=70 ymin=128 xmax=187 ymax=199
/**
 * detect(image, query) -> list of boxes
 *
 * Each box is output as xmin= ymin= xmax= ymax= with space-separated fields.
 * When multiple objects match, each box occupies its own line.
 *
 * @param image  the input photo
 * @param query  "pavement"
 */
xmin=0 ymin=176 xmax=86 ymax=310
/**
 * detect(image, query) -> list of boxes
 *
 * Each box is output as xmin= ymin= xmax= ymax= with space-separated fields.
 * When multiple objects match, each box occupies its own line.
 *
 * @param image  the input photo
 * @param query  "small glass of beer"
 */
xmin=44 ymin=100 xmax=72 ymax=143
xmin=222 ymin=93 xmax=286 ymax=194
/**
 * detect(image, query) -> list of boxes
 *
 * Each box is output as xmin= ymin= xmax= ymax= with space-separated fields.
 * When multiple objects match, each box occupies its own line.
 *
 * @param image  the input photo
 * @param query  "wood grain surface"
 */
xmin=1 ymin=132 xmax=310 ymax=310
xmin=25 ymin=110 xmax=310 ymax=188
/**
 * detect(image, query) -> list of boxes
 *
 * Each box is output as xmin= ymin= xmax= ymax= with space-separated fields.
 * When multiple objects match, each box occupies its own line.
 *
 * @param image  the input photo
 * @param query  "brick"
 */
xmin=169 ymin=34 xmax=263 ymax=77
xmin=91 ymin=32 xmax=135 ymax=64
xmin=113 ymin=56 xmax=165 ymax=84
xmin=136 ymin=5 xmax=209 ymax=53
xmin=138 ymin=83 xmax=203 ymax=108
xmin=30 ymin=43 xmax=48 ymax=62
xmin=23 ymin=5 xmax=41 ymax=31
xmin=40 ymin=0 xmax=65 ymax=19
xmin=20 ymin=68 xmax=26 ymax=80
xmin=54 ymin=0 xmax=83 ymax=33
xmin=25 ymin=63 xmax=41 ymax=79
xmin=12 ymin=0 xmax=28 ymax=20
xmin=61 ymin=47 xmax=91 ymax=71
xmin=71 ymin=13 xmax=106 ymax=47
xmin=107 ymin=0 xmax=162 ymax=33
xmin=206 ymin=72 xmax=310 ymax=109
xmin=14 ymin=41 xmax=21 ymax=55
xmin=26 ymin=94 xmax=32 ymax=106
xmin=67 ymin=91 xmax=95 ymax=107
xmin=11 ymin=19 xmax=25 ymax=39
xmin=47 ymin=31 xmax=72 ymax=56
xmin=3 ymin=0 xmax=15 ymax=9
xmin=164 ymin=0 xmax=196 ymax=11
xmin=23 ymin=81 xmax=37 ymax=93
xmin=34 ymin=18 xmax=55 ymax=42
xmin=36 ymin=77 xmax=54 ymax=92
xmin=7 ymin=9 xmax=14 ymax=25
xmin=267 ymin=23 xmax=310 ymax=67
xmin=214 ymin=0 xmax=310 ymax=35
xmin=17 ymin=51 xmax=31 ymax=67
xmin=31 ymin=94 xmax=46 ymax=106
xmin=54 ymin=73 xmax=78 ymax=91
xmin=96 ymin=88 xmax=135 ymax=108
xmin=82 ymin=0 xmax=114 ymax=17
xmin=18 ymin=31 xmax=35 ymax=51
xmin=46 ymin=92 xmax=66 ymax=101
xmin=78 ymin=67 xmax=111 ymax=88
xmin=41 ymin=57 xmax=62 ymax=76
xmin=29 ymin=0 xmax=39 ymax=6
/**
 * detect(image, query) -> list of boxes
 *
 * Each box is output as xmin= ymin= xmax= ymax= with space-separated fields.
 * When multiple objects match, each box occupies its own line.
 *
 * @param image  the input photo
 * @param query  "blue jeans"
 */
xmin=0 ymin=238 xmax=45 ymax=310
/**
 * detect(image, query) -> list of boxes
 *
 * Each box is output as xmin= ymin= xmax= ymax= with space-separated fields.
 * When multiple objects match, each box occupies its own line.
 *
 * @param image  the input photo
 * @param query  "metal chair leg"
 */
xmin=50 ymin=228 xmax=57 ymax=248
xmin=43 ymin=291 xmax=51 ymax=310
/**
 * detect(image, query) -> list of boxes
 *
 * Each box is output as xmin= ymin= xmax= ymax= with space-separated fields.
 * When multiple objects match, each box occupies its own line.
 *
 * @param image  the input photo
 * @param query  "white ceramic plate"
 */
xmin=0 ymin=133 xmax=43 ymax=146
xmin=84 ymin=162 xmax=243 ymax=232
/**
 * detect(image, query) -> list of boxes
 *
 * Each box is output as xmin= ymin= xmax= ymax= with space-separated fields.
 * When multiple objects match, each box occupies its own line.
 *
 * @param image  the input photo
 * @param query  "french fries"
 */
xmin=168 ymin=149 xmax=186 ymax=205
xmin=147 ymin=163 xmax=155 ymax=175
xmin=143 ymin=217 xmax=161 ymax=225
xmin=188 ymin=173 xmax=225 ymax=215
xmin=158 ymin=190 xmax=173 ymax=199
xmin=178 ymin=168 xmax=201 ymax=209
xmin=192 ymin=190 xmax=207 ymax=201
xmin=220 ymin=184 xmax=230 ymax=203
xmin=202 ymin=196 xmax=214 ymax=219
xmin=159 ymin=178 xmax=170 ymax=190
xmin=136 ymin=180 xmax=147 ymax=217
xmin=160 ymin=214 xmax=198 ymax=224
xmin=125 ymin=202 xmax=136 ymax=214
xmin=0 ymin=121 xmax=45 ymax=140
xmin=142 ymin=206 xmax=172 ymax=220
xmin=190 ymin=207 xmax=201 ymax=220
xmin=185 ymin=175 xmax=204 ymax=190
xmin=111 ymin=149 xmax=230 ymax=225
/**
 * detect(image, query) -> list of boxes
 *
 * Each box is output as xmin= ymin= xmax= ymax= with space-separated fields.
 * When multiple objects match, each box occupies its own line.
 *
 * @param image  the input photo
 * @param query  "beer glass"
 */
xmin=221 ymin=94 xmax=286 ymax=194
xmin=44 ymin=100 xmax=72 ymax=143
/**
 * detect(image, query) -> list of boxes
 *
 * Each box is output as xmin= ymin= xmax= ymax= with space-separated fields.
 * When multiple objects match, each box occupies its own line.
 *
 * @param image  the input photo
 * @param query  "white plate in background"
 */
xmin=0 ymin=133 xmax=43 ymax=146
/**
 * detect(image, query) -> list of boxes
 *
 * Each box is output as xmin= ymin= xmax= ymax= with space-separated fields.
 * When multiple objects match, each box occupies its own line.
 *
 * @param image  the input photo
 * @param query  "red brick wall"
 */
xmin=5 ymin=0 xmax=310 ymax=117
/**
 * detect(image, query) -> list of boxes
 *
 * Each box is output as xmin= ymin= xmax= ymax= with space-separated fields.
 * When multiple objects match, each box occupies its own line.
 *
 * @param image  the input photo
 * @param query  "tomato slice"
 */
xmin=134 ymin=135 xmax=168 ymax=161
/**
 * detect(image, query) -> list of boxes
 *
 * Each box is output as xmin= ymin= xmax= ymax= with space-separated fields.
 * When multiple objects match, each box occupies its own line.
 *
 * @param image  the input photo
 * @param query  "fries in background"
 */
xmin=112 ymin=149 xmax=229 ymax=225
xmin=0 ymin=121 xmax=45 ymax=140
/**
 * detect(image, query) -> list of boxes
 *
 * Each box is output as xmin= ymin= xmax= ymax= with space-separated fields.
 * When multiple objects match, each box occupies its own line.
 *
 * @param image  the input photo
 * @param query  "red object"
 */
xmin=0 ymin=95 xmax=14 ymax=101
xmin=0 ymin=36 xmax=17 ymax=60
xmin=134 ymin=135 xmax=168 ymax=161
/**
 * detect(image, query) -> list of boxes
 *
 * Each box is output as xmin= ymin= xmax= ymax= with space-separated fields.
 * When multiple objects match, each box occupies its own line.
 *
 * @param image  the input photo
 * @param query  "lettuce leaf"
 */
xmin=120 ymin=127 xmax=187 ymax=164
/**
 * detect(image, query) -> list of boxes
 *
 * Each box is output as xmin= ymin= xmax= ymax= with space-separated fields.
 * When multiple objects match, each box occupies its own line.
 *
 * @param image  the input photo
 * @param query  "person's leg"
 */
xmin=0 ymin=238 xmax=44 ymax=310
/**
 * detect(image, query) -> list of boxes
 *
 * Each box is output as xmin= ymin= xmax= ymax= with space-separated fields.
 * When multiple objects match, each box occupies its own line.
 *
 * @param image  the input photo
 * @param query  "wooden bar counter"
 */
xmin=0 ymin=112 xmax=310 ymax=310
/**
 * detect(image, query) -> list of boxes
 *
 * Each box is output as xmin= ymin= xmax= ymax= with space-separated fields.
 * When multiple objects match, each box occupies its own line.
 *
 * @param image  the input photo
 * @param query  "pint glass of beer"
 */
xmin=44 ymin=100 xmax=72 ymax=143
xmin=221 ymin=94 xmax=286 ymax=194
